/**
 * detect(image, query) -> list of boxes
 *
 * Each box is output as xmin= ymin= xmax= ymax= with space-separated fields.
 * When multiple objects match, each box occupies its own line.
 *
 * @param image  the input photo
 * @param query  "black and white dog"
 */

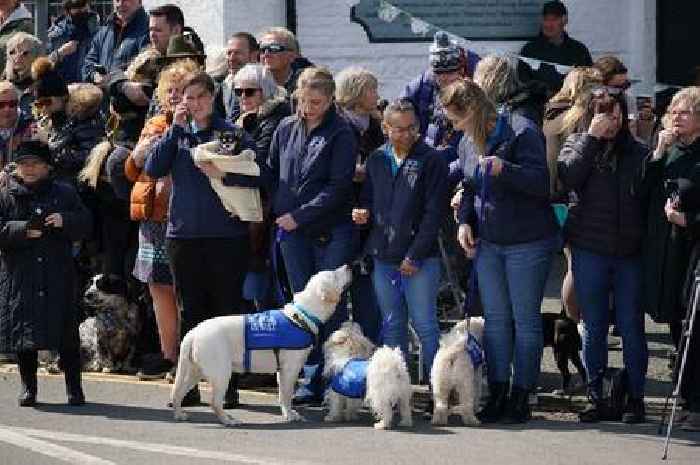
xmin=79 ymin=275 xmax=142 ymax=373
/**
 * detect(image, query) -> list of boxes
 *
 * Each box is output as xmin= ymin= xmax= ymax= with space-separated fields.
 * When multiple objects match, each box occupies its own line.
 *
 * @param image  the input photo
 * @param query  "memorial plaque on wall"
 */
xmin=351 ymin=0 xmax=546 ymax=42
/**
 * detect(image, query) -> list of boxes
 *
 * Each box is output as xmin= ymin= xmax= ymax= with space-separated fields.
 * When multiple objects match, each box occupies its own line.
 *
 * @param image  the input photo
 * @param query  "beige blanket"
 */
xmin=192 ymin=141 xmax=263 ymax=222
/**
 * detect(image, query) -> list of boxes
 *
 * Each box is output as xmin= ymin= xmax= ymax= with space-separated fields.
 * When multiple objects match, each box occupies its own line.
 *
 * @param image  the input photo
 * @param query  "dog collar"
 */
xmin=292 ymin=302 xmax=322 ymax=333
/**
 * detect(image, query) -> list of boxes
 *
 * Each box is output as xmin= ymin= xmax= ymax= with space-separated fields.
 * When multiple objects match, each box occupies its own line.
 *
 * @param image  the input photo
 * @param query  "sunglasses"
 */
xmin=234 ymin=88 xmax=261 ymax=98
xmin=0 ymin=100 xmax=18 ymax=110
xmin=260 ymin=43 xmax=288 ymax=54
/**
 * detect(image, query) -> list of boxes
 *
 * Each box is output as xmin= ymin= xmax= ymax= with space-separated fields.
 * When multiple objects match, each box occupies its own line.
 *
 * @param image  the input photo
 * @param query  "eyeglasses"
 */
xmin=234 ymin=88 xmax=260 ymax=98
xmin=0 ymin=100 xmax=18 ymax=110
xmin=260 ymin=43 xmax=288 ymax=54
xmin=387 ymin=124 xmax=417 ymax=134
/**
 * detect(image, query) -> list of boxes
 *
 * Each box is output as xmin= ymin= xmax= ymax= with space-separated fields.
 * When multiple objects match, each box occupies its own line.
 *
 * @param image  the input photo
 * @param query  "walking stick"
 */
xmin=661 ymin=275 xmax=699 ymax=460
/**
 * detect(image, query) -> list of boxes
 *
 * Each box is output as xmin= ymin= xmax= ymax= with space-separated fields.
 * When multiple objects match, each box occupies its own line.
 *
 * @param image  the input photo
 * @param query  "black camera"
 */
xmin=27 ymin=207 xmax=48 ymax=231
xmin=665 ymin=179 xmax=682 ymax=210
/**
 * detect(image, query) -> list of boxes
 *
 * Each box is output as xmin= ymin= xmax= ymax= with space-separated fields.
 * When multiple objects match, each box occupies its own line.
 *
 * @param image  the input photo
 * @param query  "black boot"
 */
xmin=579 ymin=393 xmax=603 ymax=423
xmin=17 ymin=351 xmax=38 ymax=407
xmin=622 ymin=397 xmax=646 ymax=424
xmin=223 ymin=373 xmax=240 ymax=409
xmin=62 ymin=351 xmax=85 ymax=406
xmin=477 ymin=382 xmax=509 ymax=423
xmin=502 ymin=387 xmax=531 ymax=424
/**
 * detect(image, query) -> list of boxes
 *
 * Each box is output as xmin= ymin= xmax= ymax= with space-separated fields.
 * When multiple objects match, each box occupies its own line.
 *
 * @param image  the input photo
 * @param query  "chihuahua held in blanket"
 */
xmin=323 ymin=322 xmax=413 ymax=429
xmin=430 ymin=318 xmax=485 ymax=426
xmin=171 ymin=265 xmax=352 ymax=427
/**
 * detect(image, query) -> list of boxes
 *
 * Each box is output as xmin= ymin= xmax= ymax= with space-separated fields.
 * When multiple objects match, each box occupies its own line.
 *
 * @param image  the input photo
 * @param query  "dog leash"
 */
xmin=270 ymin=226 xmax=293 ymax=304
xmin=463 ymin=159 xmax=492 ymax=327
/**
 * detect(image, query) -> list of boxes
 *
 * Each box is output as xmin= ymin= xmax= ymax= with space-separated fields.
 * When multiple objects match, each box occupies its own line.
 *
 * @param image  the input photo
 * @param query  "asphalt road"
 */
xmin=0 ymin=254 xmax=698 ymax=464
xmin=0 ymin=369 xmax=698 ymax=465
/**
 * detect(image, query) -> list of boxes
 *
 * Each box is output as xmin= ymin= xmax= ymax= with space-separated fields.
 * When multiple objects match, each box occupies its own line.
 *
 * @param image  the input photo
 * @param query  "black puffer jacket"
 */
xmin=47 ymin=111 xmax=106 ymax=182
xmin=558 ymin=132 xmax=649 ymax=256
xmin=0 ymin=176 xmax=92 ymax=353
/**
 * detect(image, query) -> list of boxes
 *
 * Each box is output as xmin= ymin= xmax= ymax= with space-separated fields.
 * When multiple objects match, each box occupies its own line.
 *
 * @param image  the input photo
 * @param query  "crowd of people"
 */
xmin=0 ymin=0 xmax=698 ymax=431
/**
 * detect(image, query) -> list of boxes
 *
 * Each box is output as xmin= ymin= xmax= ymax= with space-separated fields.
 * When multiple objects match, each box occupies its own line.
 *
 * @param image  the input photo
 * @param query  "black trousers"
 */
xmin=16 ymin=348 xmax=82 ymax=395
xmin=166 ymin=237 xmax=250 ymax=339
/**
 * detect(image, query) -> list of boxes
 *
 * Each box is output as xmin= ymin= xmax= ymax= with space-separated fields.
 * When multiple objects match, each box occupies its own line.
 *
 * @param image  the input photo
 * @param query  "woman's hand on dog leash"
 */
xmin=275 ymin=213 xmax=298 ymax=232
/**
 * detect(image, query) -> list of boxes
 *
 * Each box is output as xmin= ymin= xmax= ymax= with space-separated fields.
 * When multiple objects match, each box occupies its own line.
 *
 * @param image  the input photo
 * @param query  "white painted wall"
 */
xmin=145 ymin=0 xmax=657 ymax=98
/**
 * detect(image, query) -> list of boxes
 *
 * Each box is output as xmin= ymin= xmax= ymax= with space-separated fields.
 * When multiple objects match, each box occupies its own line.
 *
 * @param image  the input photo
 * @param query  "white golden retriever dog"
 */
xmin=322 ymin=321 xmax=376 ymax=422
xmin=171 ymin=265 xmax=352 ymax=427
xmin=366 ymin=346 xmax=413 ymax=430
xmin=430 ymin=317 xmax=485 ymax=426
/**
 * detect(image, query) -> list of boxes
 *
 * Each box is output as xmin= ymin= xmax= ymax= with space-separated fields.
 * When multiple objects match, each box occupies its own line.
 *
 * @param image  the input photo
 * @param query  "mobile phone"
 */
xmin=27 ymin=207 xmax=47 ymax=230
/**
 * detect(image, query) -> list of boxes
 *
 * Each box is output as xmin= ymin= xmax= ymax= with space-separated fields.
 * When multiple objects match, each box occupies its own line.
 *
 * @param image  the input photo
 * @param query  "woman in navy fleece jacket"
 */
xmin=353 ymin=98 xmax=447 ymax=382
xmin=442 ymin=80 xmax=559 ymax=425
xmin=267 ymin=67 xmax=356 ymax=403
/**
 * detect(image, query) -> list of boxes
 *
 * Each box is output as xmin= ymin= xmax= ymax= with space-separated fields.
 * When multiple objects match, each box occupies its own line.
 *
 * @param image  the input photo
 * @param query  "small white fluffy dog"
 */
xmin=322 ymin=321 xmax=376 ymax=423
xmin=171 ymin=265 xmax=352 ymax=426
xmin=430 ymin=317 xmax=485 ymax=426
xmin=366 ymin=346 xmax=413 ymax=430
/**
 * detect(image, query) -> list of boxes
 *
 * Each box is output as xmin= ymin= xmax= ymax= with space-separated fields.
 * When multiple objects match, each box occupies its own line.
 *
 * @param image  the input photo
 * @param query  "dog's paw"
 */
xmin=344 ymin=412 xmax=359 ymax=422
xmin=173 ymin=410 xmax=188 ymax=422
xmin=373 ymin=420 xmax=390 ymax=430
xmin=324 ymin=414 xmax=341 ymax=423
xmin=461 ymin=415 xmax=481 ymax=427
xmin=399 ymin=417 xmax=413 ymax=428
xmin=101 ymin=366 xmax=114 ymax=374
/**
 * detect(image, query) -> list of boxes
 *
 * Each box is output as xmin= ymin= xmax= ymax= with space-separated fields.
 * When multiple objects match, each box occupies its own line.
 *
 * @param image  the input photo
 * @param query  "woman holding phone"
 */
xmin=558 ymin=93 xmax=650 ymax=424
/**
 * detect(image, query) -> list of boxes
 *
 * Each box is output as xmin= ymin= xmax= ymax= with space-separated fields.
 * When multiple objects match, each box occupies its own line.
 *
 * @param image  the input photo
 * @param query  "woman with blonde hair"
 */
xmin=334 ymin=65 xmax=384 ymax=344
xmin=441 ymin=79 xmax=559 ymax=424
xmin=124 ymin=58 xmax=199 ymax=381
xmin=268 ymin=66 xmax=357 ymax=404
xmin=472 ymin=54 xmax=548 ymax=126
xmin=542 ymin=67 xmax=603 ymax=324
xmin=639 ymin=86 xmax=700 ymax=430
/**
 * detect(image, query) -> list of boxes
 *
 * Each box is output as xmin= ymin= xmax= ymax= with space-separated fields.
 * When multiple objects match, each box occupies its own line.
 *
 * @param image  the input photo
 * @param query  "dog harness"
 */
xmin=465 ymin=333 xmax=484 ymax=368
xmin=243 ymin=304 xmax=318 ymax=371
xmin=330 ymin=358 xmax=369 ymax=399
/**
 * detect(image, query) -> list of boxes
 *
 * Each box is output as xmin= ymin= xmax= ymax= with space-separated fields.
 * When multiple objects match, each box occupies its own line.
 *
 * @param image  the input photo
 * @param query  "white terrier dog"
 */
xmin=365 ymin=346 xmax=413 ymax=430
xmin=323 ymin=321 xmax=376 ymax=423
xmin=430 ymin=317 xmax=485 ymax=426
xmin=170 ymin=265 xmax=352 ymax=427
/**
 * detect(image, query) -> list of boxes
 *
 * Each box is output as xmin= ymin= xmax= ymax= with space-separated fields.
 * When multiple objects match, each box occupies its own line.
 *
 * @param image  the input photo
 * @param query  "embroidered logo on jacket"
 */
xmin=402 ymin=159 xmax=422 ymax=188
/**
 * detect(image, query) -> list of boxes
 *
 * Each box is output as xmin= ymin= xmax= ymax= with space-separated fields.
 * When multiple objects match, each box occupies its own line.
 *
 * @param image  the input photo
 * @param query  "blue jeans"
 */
xmin=572 ymin=247 xmax=648 ymax=399
xmin=279 ymin=223 xmax=353 ymax=397
xmin=476 ymin=236 xmax=557 ymax=390
xmin=372 ymin=257 xmax=441 ymax=378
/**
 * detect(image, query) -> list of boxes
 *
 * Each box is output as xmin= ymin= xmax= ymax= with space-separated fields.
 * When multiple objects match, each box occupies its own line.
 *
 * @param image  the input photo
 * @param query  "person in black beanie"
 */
xmin=32 ymin=56 xmax=105 ymax=184
xmin=0 ymin=140 xmax=92 ymax=407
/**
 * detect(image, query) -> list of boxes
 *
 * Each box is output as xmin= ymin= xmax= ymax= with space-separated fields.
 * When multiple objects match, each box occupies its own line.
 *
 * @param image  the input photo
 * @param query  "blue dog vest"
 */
xmin=244 ymin=309 xmax=315 ymax=371
xmin=330 ymin=359 xmax=369 ymax=399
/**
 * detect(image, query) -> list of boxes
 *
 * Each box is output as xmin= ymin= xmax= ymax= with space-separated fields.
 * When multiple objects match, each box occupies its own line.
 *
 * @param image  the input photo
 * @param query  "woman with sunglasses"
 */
xmin=0 ymin=80 xmax=33 ymax=172
xmin=232 ymin=63 xmax=291 ymax=311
